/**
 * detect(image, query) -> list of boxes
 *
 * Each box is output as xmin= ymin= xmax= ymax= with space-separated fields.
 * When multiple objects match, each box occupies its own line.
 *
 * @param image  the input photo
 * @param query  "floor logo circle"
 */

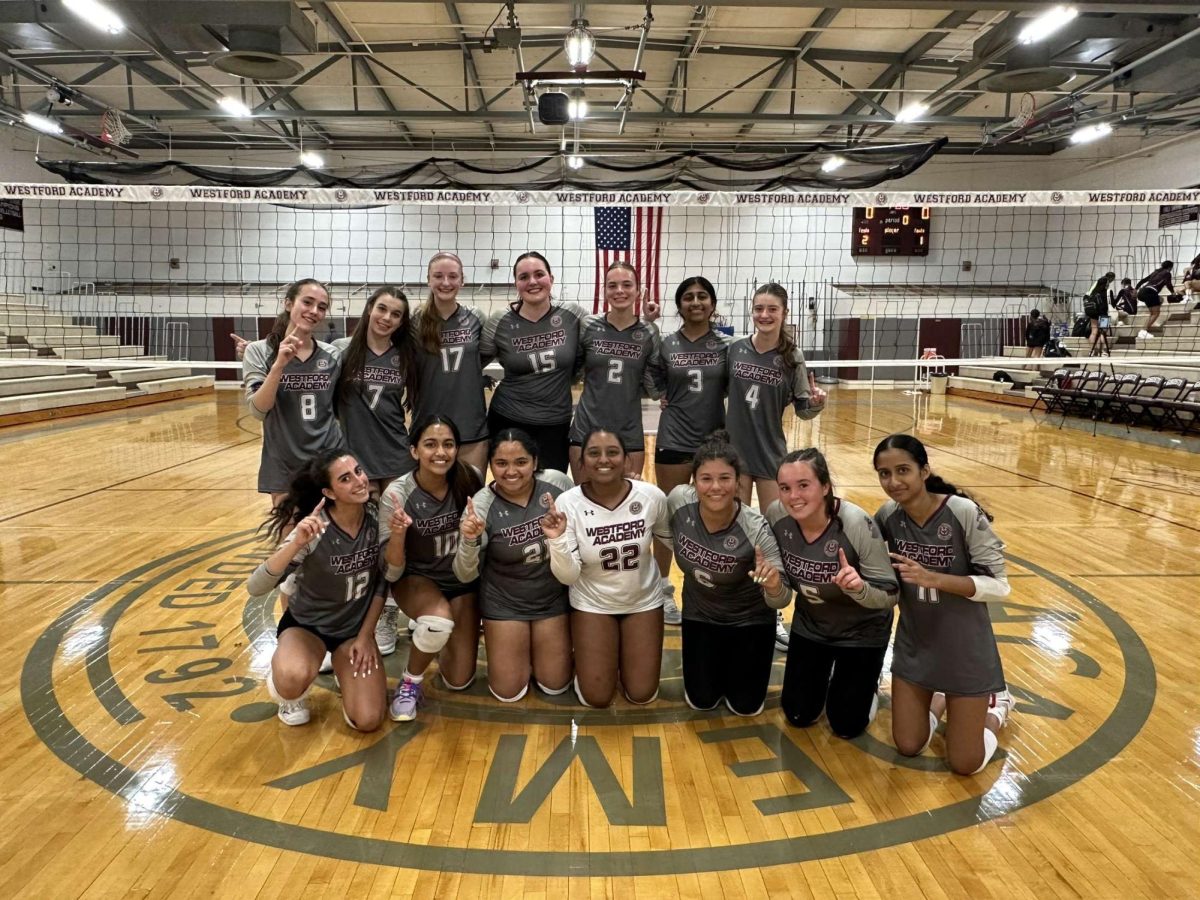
xmin=22 ymin=533 xmax=1155 ymax=876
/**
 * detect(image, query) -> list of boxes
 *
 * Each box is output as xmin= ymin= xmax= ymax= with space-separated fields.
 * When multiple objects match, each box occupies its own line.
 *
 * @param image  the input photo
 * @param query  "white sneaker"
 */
xmin=774 ymin=610 xmax=790 ymax=651
xmin=266 ymin=670 xmax=311 ymax=726
xmin=987 ymin=689 xmax=1015 ymax=731
xmin=375 ymin=604 xmax=399 ymax=656
xmin=1138 ymin=329 xmax=1153 ymax=340
xmin=661 ymin=580 xmax=682 ymax=626
xmin=318 ymin=651 xmax=334 ymax=674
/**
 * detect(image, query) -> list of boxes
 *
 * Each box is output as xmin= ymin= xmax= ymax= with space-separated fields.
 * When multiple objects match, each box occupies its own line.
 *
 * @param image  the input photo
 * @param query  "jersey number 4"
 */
xmin=599 ymin=543 xmax=639 ymax=571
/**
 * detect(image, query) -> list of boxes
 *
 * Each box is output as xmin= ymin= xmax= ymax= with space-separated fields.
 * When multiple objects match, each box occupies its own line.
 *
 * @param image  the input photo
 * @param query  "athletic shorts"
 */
xmin=277 ymin=608 xmax=359 ymax=655
xmin=1138 ymin=286 xmax=1163 ymax=307
xmin=393 ymin=574 xmax=479 ymax=602
xmin=570 ymin=439 xmax=645 ymax=453
xmin=680 ymin=618 xmax=775 ymax=715
xmin=487 ymin=408 xmax=571 ymax=473
xmin=654 ymin=446 xmax=694 ymax=466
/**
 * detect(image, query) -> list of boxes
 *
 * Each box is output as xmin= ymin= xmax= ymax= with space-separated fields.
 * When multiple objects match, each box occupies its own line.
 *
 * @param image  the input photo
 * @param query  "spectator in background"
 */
xmin=1113 ymin=278 xmax=1137 ymax=320
xmin=1085 ymin=271 xmax=1114 ymax=355
xmin=1135 ymin=261 xmax=1175 ymax=335
xmin=1184 ymin=254 xmax=1200 ymax=306
xmin=1025 ymin=309 xmax=1050 ymax=358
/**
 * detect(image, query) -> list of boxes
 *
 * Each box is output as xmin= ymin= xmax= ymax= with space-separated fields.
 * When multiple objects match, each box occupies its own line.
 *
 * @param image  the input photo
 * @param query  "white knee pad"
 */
xmin=411 ymin=615 xmax=455 ymax=654
xmin=970 ymin=728 xmax=1000 ymax=775
xmin=489 ymin=682 xmax=529 ymax=703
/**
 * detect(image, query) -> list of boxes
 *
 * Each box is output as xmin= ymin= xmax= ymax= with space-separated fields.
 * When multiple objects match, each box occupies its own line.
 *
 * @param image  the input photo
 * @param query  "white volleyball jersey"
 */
xmin=547 ymin=479 xmax=671 ymax=615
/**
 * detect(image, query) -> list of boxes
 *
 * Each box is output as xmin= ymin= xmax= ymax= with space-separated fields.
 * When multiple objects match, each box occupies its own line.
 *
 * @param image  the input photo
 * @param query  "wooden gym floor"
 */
xmin=1 ymin=389 xmax=1197 ymax=898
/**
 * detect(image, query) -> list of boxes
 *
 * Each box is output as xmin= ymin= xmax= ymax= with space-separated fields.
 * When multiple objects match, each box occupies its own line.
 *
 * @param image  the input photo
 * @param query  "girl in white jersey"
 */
xmin=543 ymin=429 xmax=672 ymax=708
xmin=241 ymin=279 xmax=344 ymax=507
xmin=247 ymin=450 xmax=387 ymax=731
xmin=873 ymin=434 xmax=1014 ymax=776
xmin=411 ymin=252 xmax=491 ymax=474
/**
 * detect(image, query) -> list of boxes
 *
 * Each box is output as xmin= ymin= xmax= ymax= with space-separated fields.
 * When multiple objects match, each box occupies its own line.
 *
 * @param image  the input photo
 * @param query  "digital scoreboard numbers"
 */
xmin=852 ymin=206 xmax=931 ymax=256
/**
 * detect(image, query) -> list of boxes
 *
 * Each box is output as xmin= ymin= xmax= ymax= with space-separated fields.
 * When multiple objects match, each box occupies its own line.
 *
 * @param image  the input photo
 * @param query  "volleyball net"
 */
xmin=0 ymin=185 xmax=1197 ymax=382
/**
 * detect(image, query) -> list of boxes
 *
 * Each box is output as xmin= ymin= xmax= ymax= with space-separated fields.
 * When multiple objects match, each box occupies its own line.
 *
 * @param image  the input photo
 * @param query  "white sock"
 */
xmin=918 ymin=710 xmax=939 ymax=754
xmin=573 ymin=675 xmax=596 ymax=708
xmin=970 ymin=728 xmax=1000 ymax=775
xmin=402 ymin=669 xmax=424 ymax=684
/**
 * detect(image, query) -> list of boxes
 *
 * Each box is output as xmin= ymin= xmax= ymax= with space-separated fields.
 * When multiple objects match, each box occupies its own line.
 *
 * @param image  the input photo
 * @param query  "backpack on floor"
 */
xmin=1070 ymin=315 xmax=1090 ymax=338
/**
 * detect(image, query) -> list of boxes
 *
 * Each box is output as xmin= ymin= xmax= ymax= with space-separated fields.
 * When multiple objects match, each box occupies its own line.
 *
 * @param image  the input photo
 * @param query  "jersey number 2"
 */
xmin=599 ymin=543 xmax=639 ymax=571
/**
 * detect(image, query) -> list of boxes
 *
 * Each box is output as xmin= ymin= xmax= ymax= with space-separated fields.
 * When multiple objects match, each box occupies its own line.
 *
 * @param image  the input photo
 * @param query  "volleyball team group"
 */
xmin=243 ymin=251 xmax=1015 ymax=777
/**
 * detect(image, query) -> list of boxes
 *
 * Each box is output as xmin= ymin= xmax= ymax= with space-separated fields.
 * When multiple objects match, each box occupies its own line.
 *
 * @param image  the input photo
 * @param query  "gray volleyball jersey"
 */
xmin=454 ymin=470 xmax=574 ymax=620
xmin=767 ymin=499 xmax=896 ymax=647
xmin=331 ymin=338 xmax=414 ymax=481
xmin=482 ymin=302 xmax=586 ymax=425
xmin=655 ymin=329 xmax=732 ymax=453
xmin=410 ymin=304 xmax=489 ymax=443
xmin=243 ymin=339 xmax=345 ymax=492
xmin=570 ymin=316 xmax=663 ymax=449
xmin=666 ymin=485 xmax=785 ymax=627
xmin=875 ymin=495 xmax=1007 ymax=696
xmin=282 ymin=510 xmax=383 ymax=640
xmin=726 ymin=339 xmax=823 ymax=478
xmin=379 ymin=473 xmax=468 ymax=591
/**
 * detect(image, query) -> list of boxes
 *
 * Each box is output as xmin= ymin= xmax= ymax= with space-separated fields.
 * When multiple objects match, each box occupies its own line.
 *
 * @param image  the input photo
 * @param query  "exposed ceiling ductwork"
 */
xmin=210 ymin=25 xmax=305 ymax=80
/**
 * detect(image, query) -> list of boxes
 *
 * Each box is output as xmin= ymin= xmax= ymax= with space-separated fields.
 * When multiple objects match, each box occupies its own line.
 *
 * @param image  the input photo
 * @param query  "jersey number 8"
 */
xmin=300 ymin=393 xmax=317 ymax=420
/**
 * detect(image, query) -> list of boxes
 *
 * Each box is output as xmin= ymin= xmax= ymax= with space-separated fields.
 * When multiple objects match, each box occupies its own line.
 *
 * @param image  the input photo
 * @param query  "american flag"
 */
xmin=593 ymin=206 xmax=663 ymax=314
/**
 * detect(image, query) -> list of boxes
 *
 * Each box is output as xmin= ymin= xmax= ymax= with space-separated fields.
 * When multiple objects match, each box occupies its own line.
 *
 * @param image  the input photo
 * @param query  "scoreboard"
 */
xmin=852 ymin=206 xmax=931 ymax=256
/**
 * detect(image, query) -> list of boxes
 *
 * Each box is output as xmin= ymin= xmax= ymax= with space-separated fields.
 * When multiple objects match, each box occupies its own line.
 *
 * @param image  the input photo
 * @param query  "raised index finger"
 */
xmin=542 ymin=493 xmax=557 ymax=514
xmin=313 ymin=497 xmax=327 ymax=516
xmin=838 ymin=547 xmax=849 ymax=567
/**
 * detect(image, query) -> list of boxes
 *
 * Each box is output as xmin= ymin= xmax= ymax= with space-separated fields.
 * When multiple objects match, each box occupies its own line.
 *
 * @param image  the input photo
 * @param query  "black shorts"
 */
xmin=487 ymin=408 xmax=571 ymax=473
xmin=277 ymin=608 xmax=357 ymax=655
xmin=781 ymin=632 xmax=886 ymax=739
xmin=1138 ymin=286 xmax=1163 ymax=307
xmin=1025 ymin=338 xmax=1045 ymax=348
xmin=570 ymin=439 xmax=646 ymax=453
xmin=680 ymin=618 xmax=776 ymax=715
xmin=441 ymin=579 xmax=480 ymax=601
xmin=654 ymin=446 xmax=694 ymax=466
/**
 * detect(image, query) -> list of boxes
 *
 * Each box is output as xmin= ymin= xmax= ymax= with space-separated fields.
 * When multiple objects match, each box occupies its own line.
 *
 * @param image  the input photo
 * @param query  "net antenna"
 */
xmin=100 ymin=108 xmax=132 ymax=146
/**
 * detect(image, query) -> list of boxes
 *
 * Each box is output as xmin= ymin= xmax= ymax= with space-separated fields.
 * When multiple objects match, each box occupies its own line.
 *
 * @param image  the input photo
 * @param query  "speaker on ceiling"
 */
xmin=538 ymin=92 xmax=570 ymax=125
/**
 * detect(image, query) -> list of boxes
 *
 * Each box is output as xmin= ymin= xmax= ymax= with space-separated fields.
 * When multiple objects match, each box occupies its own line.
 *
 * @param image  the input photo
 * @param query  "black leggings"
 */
xmin=487 ymin=407 xmax=571 ymax=474
xmin=681 ymin=619 xmax=776 ymax=715
xmin=781 ymin=632 xmax=886 ymax=738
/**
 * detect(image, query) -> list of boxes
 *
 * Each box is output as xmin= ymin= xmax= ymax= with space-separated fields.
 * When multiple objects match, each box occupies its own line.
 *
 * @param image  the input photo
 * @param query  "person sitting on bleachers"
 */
xmin=1113 ymin=278 xmax=1137 ymax=321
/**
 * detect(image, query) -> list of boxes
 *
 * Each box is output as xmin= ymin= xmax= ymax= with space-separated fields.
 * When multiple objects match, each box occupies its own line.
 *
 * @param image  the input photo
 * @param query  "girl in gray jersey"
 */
xmin=481 ymin=252 xmax=587 ymax=474
xmin=666 ymin=433 xmax=790 ymax=716
xmin=332 ymin=286 xmax=416 ymax=491
xmin=769 ymin=449 xmax=898 ymax=739
xmin=333 ymin=285 xmax=417 ymax=661
xmin=873 ymin=434 xmax=1014 ymax=776
xmin=569 ymin=261 xmax=665 ymax=481
xmin=650 ymin=276 xmax=732 ymax=626
xmin=411 ymin=252 xmax=491 ymax=474
xmin=727 ymin=284 xmax=826 ymax=511
xmin=453 ymin=430 xmax=574 ymax=702
xmin=242 ymin=279 xmax=345 ymax=504
xmin=380 ymin=414 xmax=484 ymax=722
xmin=246 ymin=450 xmax=388 ymax=731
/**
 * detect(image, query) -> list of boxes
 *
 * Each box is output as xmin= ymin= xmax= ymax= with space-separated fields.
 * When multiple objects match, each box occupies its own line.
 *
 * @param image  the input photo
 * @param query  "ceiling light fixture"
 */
xmin=821 ymin=155 xmax=846 ymax=173
xmin=299 ymin=151 xmax=325 ymax=169
xmin=1069 ymin=121 xmax=1112 ymax=144
xmin=894 ymin=102 xmax=928 ymax=124
xmin=23 ymin=112 xmax=64 ymax=135
xmin=217 ymin=95 xmax=252 ymax=118
xmin=567 ymin=154 xmax=584 ymax=170
xmin=568 ymin=92 xmax=589 ymax=121
xmin=564 ymin=19 xmax=596 ymax=71
xmin=1018 ymin=5 xmax=1078 ymax=45
xmin=63 ymin=0 xmax=125 ymax=35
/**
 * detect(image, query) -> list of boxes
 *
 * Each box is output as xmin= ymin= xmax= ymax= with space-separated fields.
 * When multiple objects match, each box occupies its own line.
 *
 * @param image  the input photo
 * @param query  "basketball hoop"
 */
xmin=100 ymin=108 xmax=132 ymax=146
xmin=1008 ymin=93 xmax=1037 ymax=130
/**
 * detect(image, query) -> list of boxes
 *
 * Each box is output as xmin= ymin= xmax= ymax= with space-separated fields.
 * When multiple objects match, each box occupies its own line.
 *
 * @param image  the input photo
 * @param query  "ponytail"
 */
xmin=261 ymin=449 xmax=344 ymax=545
